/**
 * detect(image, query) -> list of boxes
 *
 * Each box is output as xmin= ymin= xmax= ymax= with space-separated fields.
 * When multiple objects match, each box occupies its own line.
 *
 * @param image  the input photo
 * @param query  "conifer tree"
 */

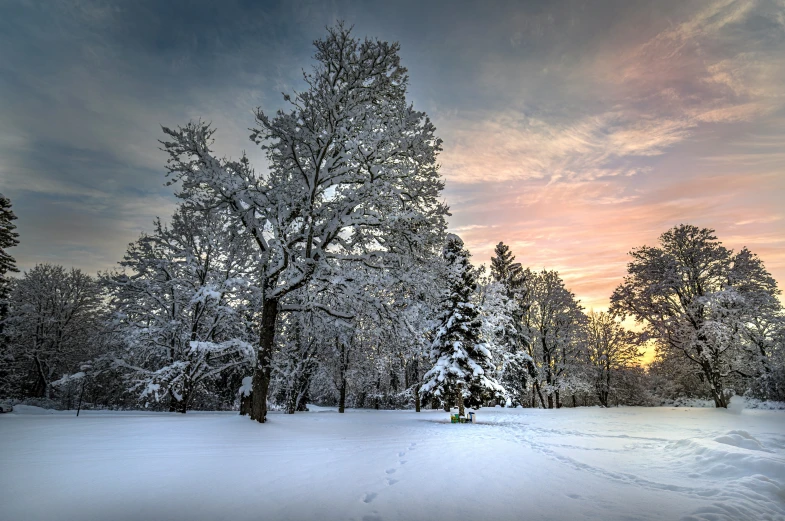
xmin=0 ymin=193 xmax=19 ymax=327
xmin=487 ymin=242 xmax=535 ymax=405
xmin=490 ymin=242 xmax=523 ymax=287
xmin=421 ymin=234 xmax=503 ymax=415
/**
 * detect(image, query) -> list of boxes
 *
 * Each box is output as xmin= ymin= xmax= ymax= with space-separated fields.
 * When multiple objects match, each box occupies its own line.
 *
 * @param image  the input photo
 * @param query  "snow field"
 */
xmin=1 ymin=406 xmax=783 ymax=521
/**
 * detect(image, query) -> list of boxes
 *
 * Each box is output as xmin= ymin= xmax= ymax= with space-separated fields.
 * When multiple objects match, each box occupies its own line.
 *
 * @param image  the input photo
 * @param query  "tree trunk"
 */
xmin=240 ymin=392 xmax=252 ymax=416
xmin=697 ymin=360 xmax=728 ymax=408
xmin=338 ymin=382 xmax=347 ymax=413
xmin=456 ymin=384 xmax=465 ymax=417
xmin=533 ymin=380 xmax=547 ymax=409
xmin=339 ymin=339 xmax=347 ymax=413
xmin=414 ymin=384 xmax=421 ymax=412
xmin=251 ymin=297 xmax=279 ymax=423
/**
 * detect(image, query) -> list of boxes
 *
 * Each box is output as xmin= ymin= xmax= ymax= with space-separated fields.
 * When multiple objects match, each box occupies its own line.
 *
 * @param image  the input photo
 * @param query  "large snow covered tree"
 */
xmin=610 ymin=224 xmax=782 ymax=408
xmin=585 ymin=311 xmax=641 ymax=407
xmin=161 ymin=24 xmax=447 ymax=422
xmin=421 ymin=234 xmax=503 ymax=416
xmin=107 ymin=206 xmax=257 ymax=412
xmin=0 ymin=193 xmax=19 ymax=329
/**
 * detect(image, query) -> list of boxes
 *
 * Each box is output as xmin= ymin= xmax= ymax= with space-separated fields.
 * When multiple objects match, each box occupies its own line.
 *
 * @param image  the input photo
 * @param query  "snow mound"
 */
xmin=10 ymin=405 xmax=57 ymax=415
xmin=667 ymin=434 xmax=783 ymax=479
xmin=726 ymin=395 xmax=744 ymax=415
xmin=713 ymin=430 xmax=772 ymax=453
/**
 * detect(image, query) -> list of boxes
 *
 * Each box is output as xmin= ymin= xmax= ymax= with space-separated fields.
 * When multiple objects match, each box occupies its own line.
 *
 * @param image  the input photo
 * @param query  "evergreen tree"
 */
xmin=487 ymin=242 xmax=534 ymax=405
xmin=421 ymin=234 xmax=503 ymax=415
xmin=0 ymin=193 xmax=19 ymax=324
xmin=490 ymin=242 xmax=523 ymax=287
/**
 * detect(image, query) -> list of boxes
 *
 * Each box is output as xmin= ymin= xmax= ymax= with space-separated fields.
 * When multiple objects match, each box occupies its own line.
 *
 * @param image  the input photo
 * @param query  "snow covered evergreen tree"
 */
xmin=161 ymin=23 xmax=447 ymax=422
xmin=485 ymin=242 xmax=534 ymax=406
xmin=421 ymin=234 xmax=503 ymax=415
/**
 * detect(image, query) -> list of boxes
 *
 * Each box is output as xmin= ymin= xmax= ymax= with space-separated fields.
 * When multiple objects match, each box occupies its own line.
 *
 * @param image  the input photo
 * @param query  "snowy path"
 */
xmin=1 ymin=406 xmax=783 ymax=521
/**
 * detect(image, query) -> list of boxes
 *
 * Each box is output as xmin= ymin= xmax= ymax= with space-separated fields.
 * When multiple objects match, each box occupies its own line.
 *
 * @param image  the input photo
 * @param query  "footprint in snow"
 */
xmin=362 ymin=514 xmax=382 ymax=521
xmin=387 ymin=478 xmax=398 ymax=485
xmin=363 ymin=492 xmax=378 ymax=504
xmin=398 ymin=451 xmax=406 ymax=457
xmin=566 ymin=493 xmax=582 ymax=500
xmin=385 ymin=468 xmax=396 ymax=474
xmin=400 ymin=460 xmax=407 ymax=465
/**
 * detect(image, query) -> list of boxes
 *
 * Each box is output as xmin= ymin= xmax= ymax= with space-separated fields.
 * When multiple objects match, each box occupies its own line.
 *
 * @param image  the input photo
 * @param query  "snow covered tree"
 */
xmin=421 ymin=234 xmax=503 ymax=416
xmin=485 ymin=242 xmax=534 ymax=406
xmin=161 ymin=23 xmax=447 ymax=422
xmin=107 ymin=206 xmax=257 ymax=412
xmin=477 ymin=277 xmax=532 ymax=406
xmin=3 ymin=264 xmax=105 ymax=399
xmin=490 ymin=242 xmax=524 ymax=286
xmin=585 ymin=311 xmax=642 ymax=407
xmin=611 ymin=224 xmax=782 ymax=407
xmin=0 ymin=193 xmax=19 ymax=329
xmin=522 ymin=269 xmax=586 ymax=409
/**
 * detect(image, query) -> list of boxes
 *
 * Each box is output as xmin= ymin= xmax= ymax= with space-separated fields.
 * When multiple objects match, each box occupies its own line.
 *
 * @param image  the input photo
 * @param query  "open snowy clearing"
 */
xmin=1 ymin=406 xmax=784 ymax=521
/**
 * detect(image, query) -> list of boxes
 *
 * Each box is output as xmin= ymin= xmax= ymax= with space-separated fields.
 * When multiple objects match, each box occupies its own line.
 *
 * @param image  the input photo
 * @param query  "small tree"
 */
xmin=0 ymin=193 xmax=19 ymax=328
xmin=108 ymin=206 xmax=257 ymax=412
xmin=585 ymin=311 xmax=642 ymax=407
xmin=522 ymin=269 xmax=586 ymax=409
xmin=421 ymin=234 xmax=503 ymax=415
xmin=4 ymin=265 xmax=104 ymax=399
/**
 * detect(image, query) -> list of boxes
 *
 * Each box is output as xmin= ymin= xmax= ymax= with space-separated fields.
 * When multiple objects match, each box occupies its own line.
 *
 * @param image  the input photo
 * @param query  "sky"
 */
xmin=1 ymin=0 xmax=784 ymax=322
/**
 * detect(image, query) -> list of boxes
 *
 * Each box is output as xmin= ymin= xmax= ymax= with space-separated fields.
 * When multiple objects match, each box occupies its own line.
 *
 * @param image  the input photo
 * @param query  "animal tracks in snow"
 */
xmin=361 ymin=443 xmax=413 ymax=510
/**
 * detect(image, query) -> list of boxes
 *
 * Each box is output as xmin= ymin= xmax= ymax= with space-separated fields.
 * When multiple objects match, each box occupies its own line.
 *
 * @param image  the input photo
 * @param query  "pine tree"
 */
xmin=487 ymin=242 xmax=534 ymax=406
xmin=0 ymin=193 xmax=19 ymax=323
xmin=490 ymin=242 xmax=523 ymax=287
xmin=421 ymin=234 xmax=504 ymax=415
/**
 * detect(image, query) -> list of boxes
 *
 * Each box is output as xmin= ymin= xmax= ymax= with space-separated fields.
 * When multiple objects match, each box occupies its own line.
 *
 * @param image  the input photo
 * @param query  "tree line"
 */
xmin=1 ymin=25 xmax=782 ymax=417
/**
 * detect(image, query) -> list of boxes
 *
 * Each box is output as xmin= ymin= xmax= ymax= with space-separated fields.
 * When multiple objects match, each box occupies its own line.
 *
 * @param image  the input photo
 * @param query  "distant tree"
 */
xmin=522 ymin=269 xmax=586 ymax=409
xmin=421 ymin=234 xmax=504 ymax=416
xmin=490 ymin=242 xmax=524 ymax=286
xmin=4 ymin=264 xmax=104 ymax=399
xmin=611 ymin=224 xmax=782 ymax=407
xmin=107 ymin=206 xmax=257 ymax=412
xmin=585 ymin=311 xmax=642 ymax=407
xmin=161 ymin=23 xmax=447 ymax=422
xmin=486 ymin=242 xmax=535 ymax=406
xmin=0 ymin=193 xmax=19 ymax=327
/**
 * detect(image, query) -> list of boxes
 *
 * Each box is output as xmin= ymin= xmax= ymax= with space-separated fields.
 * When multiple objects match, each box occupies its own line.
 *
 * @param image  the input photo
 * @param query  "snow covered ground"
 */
xmin=1 ymin=405 xmax=784 ymax=521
